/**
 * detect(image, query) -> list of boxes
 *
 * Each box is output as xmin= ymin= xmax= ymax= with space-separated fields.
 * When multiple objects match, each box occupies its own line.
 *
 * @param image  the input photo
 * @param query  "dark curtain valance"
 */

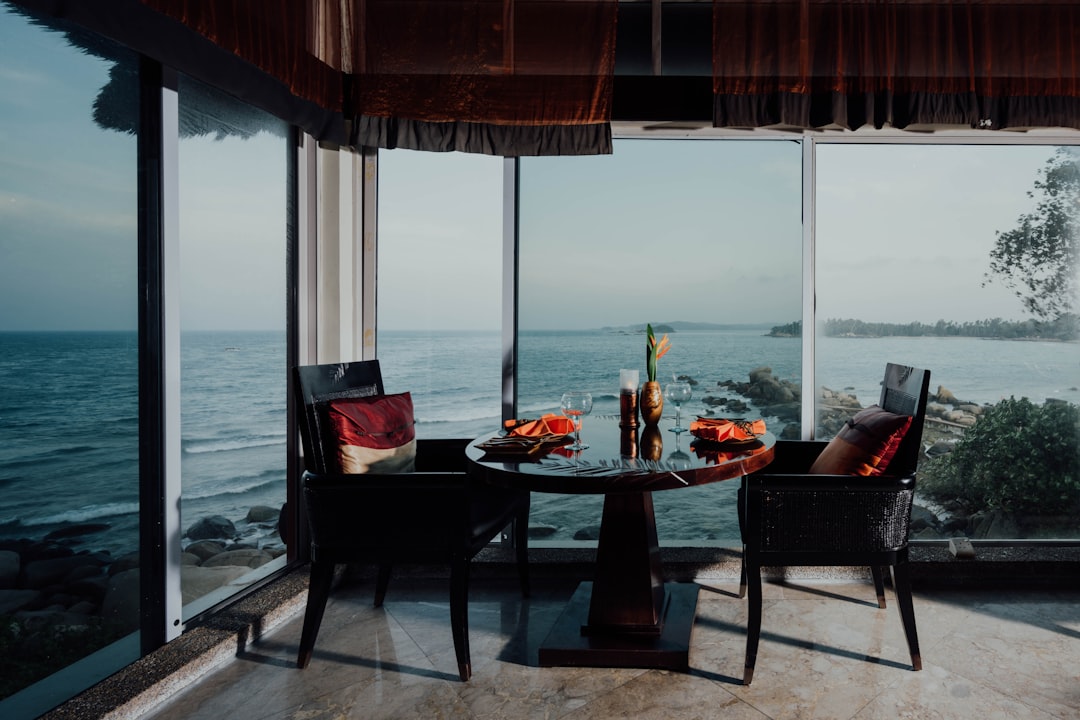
xmin=712 ymin=0 xmax=1080 ymax=131
xmin=136 ymin=0 xmax=617 ymax=156
xmin=348 ymin=0 xmax=617 ymax=155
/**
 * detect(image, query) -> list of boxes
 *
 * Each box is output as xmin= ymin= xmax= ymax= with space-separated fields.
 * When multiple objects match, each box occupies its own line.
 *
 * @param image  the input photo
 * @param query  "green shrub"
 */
xmin=919 ymin=397 xmax=1080 ymax=517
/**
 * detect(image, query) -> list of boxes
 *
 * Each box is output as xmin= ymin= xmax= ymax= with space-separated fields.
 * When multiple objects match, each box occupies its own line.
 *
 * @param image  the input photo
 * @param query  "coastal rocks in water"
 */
xmin=44 ymin=523 xmax=111 ymax=541
xmin=109 ymin=551 xmax=140 ymax=576
xmin=699 ymin=395 xmax=750 ymax=415
xmin=528 ymin=524 xmax=558 ymax=539
xmin=181 ymin=566 xmax=253 ymax=604
xmin=23 ymin=554 xmax=107 ymax=589
xmin=0 ymin=550 xmax=19 ymax=589
xmin=573 ymin=526 xmax=601 ymax=541
xmin=245 ymin=505 xmax=279 ymax=524
xmin=934 ymin=385 xmax=959 ymax=404
xmin=185 ymin=540 xmax=226 ymax=561
xmin=761 ymin=402 xmax=800 ymax=422
xmin=186 ymin=515 xmax=238 ymax=541
xmin=0 ymin=588 xmax=42 ymax=615
xmin=731 ymin=366 xmax=800 ymax=405
xmin=202 ymin=548 xmax=275 ymax=569
xmin=101 ymin=569 xmax=141 ymax=633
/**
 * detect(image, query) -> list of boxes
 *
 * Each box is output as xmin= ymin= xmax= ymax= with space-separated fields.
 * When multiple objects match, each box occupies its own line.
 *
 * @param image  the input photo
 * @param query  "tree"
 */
xmin=984 ymin=147 xmax=1080 ymax=321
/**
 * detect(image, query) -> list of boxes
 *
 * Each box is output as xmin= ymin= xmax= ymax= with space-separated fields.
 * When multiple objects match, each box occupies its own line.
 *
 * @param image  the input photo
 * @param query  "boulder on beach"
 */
xmin=246 ymin=505 xmax=279 ymax=524
xmin=181 ymin=565 xmax=252 ymax=604
xmin=0 ymin=550 xmax=20 ymax=589
xmin=101 ymin=569 xmax=141 ymax=634
xmin=0 ymin=588 xmax=42 ymax=615
xmin=202 ymin=548 xmax=275 ymax=569
xmin=23 ymin=554 xmax=107 ymax=590
xmin=185 ymin=540 xmax=226 ymax=561
xmin=186 ymin=515 xmax=238 ymax=541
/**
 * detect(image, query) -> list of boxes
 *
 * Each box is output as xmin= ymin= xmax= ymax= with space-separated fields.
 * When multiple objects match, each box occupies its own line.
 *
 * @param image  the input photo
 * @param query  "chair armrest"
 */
xmin=414 ymin=438 xmax=470 ymax=473
xmin=744 ymin=472 xmax=916 ymax=493
xmin=302 ymin=469 xmax=467 ymax=492
xmin=740 ymin=472 xmax=916 ymax=553
xmin=750 ymin=440 xmax=830 ymax=475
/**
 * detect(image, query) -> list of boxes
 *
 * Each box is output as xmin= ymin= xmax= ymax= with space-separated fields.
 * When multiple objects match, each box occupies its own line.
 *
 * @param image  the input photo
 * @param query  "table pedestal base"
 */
xmin=538 ymin=581 xmax=699 ymax=671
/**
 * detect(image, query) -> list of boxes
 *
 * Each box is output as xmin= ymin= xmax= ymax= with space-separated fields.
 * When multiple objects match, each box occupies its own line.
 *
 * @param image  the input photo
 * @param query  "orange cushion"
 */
xmin=808 ymin=405 xmax=912 ymax=476
xmin=321 ymin=392 xmax=416 ymax=474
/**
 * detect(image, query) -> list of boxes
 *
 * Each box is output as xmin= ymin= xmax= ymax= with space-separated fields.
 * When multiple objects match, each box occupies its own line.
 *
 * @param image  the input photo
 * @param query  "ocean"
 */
xmin=2 ymin=328 xmax=1077 ymax=554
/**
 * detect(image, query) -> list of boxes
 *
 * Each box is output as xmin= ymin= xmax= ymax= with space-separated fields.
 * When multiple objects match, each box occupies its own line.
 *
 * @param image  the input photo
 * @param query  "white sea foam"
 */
xmin=184 ymin=436 xmax=286 ymax=454
xmin=26 ymin=501 xmax=141 ymax=526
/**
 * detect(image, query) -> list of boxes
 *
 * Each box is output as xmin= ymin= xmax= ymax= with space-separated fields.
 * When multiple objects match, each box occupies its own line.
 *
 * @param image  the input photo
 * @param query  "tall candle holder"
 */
xmin=619 ymin=369 xmax=639 ymax=429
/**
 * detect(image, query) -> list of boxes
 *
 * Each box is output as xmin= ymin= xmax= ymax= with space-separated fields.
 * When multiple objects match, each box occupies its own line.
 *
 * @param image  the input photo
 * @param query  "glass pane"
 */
xmin=376 ymin=150 xmax=503 ymax=439
xmin=519 ymin=139 xmax=803 ymax=543
xmin=177 ymin=76 xmax=289 ymax=615
xmin=0 ymin=4 xmax=140 ymax=706
xmin=816 ymin=144 xmax=1080 ymax=540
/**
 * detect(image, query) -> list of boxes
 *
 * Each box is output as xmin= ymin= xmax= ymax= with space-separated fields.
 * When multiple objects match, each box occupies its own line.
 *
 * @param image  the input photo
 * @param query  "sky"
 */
xmin=0 ymin=7 xmax=287 ymax=332
xmin=1 ymin=6 xmax=1070 ymax=333
xmin=379 ymin=137 xmax=1057 ymax=331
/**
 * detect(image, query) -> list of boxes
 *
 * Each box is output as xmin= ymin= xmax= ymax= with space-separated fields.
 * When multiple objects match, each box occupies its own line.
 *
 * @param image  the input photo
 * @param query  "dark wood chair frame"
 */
xmin=738 ymin=362 xmax=931 ymax=685
xmin=292 ymin=360 xmax=530 ymax=680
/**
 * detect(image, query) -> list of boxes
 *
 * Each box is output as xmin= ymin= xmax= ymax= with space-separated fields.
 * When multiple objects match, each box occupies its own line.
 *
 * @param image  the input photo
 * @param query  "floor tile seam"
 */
xmin=379 ymin=601 xmax=463 ymax=679
xmin=694 ymin=666 xmax=777 ymax=719
xmin=971 ymin=671 xmax=1070 ymax=719
xmin=954 ymin=666 xmax=1080 ymax=719
xmin=906 ymin=658 xmax=1065 ymax=719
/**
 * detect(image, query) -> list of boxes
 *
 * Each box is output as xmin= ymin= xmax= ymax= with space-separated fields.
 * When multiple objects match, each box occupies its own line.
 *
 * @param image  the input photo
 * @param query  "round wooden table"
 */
xmin=466 ymin=414 xmax=775 ymax=671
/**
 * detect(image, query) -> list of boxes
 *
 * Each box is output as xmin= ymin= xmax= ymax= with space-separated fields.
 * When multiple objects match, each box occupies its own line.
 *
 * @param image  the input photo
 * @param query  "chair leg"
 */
xmin=891 ymin=563 xmax=922 ymax=671
xmin=871 ymin=566 xmax=887 ymax=609
xmin=297 ymin=560 xmax=335 ymax=668
xmin=738 ymin=546 xmax=748 ymax=599
xmin=743 ymin=561 xmax=762 ymax=685
xmin=450 ymin=558 xmax=472 ymax=681
xmin=514 ymin=513 xmax=530 ymax=597
xmin=374 ymin=564 xmax=392 ymax=607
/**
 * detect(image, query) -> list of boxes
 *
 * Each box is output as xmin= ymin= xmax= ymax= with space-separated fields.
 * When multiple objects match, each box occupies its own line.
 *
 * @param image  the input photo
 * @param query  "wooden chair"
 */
xmin=738 ymin=362 xmax=931 ymax=684
xmin=293 ymin=360 xmax=530 ymax=680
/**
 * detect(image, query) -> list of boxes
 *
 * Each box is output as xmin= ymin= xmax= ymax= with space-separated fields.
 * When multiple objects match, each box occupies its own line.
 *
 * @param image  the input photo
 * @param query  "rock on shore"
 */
xmin=0 ymin=504 xmax=287 ymax=668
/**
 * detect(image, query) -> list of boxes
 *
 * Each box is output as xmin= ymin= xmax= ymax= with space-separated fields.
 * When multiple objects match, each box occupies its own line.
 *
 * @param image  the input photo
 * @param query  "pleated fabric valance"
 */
xmin=137 ymin=0 xmax=618 ymax=156
xmin=712 ymin=0 xmax=1080 ymax=132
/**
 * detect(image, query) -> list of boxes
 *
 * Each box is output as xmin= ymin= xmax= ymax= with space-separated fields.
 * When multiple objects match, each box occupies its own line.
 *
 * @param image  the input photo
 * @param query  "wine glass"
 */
xmin=560 ymin=391 xmax=593 ymax=451
xmin=665 ymin=381 xmax=692 ymax=434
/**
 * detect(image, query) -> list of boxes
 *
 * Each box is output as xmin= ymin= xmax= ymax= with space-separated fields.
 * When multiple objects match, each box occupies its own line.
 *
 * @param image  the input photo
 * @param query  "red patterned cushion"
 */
xmin=321 ymin=392 xmax=416 ymax=474
xmin=809 ymin=405 xmax=912 ymax=476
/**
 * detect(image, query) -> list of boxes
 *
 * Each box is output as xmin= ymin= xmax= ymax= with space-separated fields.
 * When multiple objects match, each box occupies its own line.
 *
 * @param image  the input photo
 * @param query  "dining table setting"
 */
xmin=465 ymin=357 xmax=777 ymax=671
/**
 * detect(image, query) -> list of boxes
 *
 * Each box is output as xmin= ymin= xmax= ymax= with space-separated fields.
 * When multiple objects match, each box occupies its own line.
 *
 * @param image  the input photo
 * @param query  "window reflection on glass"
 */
xmin=177 ymin=75 xmax=289 ymax=615
xmin=518 ymin=139 xmax=803 ymax=543
xmin=815 ymin=144 xmax=1080 ymax=540
xmin=376 ymin=149 xmax=504 ymax=440
xmin=0 ymin=4 xmax=140 ymax=704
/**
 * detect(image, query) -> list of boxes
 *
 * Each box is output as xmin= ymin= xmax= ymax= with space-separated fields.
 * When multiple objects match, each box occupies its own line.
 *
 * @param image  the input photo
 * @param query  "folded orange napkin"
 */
xmin=689 ymin=417 xmax=766 ymax=443
xmin=504 ymin=413 xmax=576 ymax=437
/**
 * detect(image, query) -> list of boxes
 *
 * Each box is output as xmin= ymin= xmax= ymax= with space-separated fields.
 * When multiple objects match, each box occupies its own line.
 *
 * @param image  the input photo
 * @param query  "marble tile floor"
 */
xmin=143 ymin=576 xmax=1080 ymax=720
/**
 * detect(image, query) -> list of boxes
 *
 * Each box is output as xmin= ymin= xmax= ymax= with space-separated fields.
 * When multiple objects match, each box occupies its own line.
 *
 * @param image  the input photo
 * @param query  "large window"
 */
xmin=376 ymin=149 xmax=504 ymax=440
xmin=518 ymin=139 xmax=804 ymax=543
xmin=177 ymin=75 xmax=290 ymax=615
xmin=815 ymin=143 xmax=1080 ymax=541
xmin=0 ymin=4 xmax=140 ymax=705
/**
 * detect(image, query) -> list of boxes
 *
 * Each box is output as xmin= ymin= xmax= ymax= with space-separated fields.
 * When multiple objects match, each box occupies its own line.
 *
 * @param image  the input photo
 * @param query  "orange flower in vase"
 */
xmin=640 ymin=324 xmax=671 ymax=426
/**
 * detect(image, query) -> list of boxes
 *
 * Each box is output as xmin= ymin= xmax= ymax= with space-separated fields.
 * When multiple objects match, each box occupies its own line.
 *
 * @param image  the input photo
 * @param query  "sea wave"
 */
xmin=183 ymin=471 xmax=283 ymax=500
xmin=19 ymin=501 xmax=141 ymax=526
xmin=55 ymin=445 xmax=99 ymax=455
xmin=184 ymin=436 xmax=287 ymax=454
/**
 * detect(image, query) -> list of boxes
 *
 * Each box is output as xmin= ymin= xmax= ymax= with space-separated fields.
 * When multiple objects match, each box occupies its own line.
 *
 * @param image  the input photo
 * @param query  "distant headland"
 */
xmin=768 ymin=316 xmax=1078 ymax=341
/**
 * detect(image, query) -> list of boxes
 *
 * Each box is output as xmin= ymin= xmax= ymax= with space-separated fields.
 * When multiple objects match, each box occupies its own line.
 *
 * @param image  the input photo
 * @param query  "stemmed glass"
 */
xmin=560 ymin=391 xmax=593 ymax=451
xmin=665 ymin=381 xmax=692 ymax=434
